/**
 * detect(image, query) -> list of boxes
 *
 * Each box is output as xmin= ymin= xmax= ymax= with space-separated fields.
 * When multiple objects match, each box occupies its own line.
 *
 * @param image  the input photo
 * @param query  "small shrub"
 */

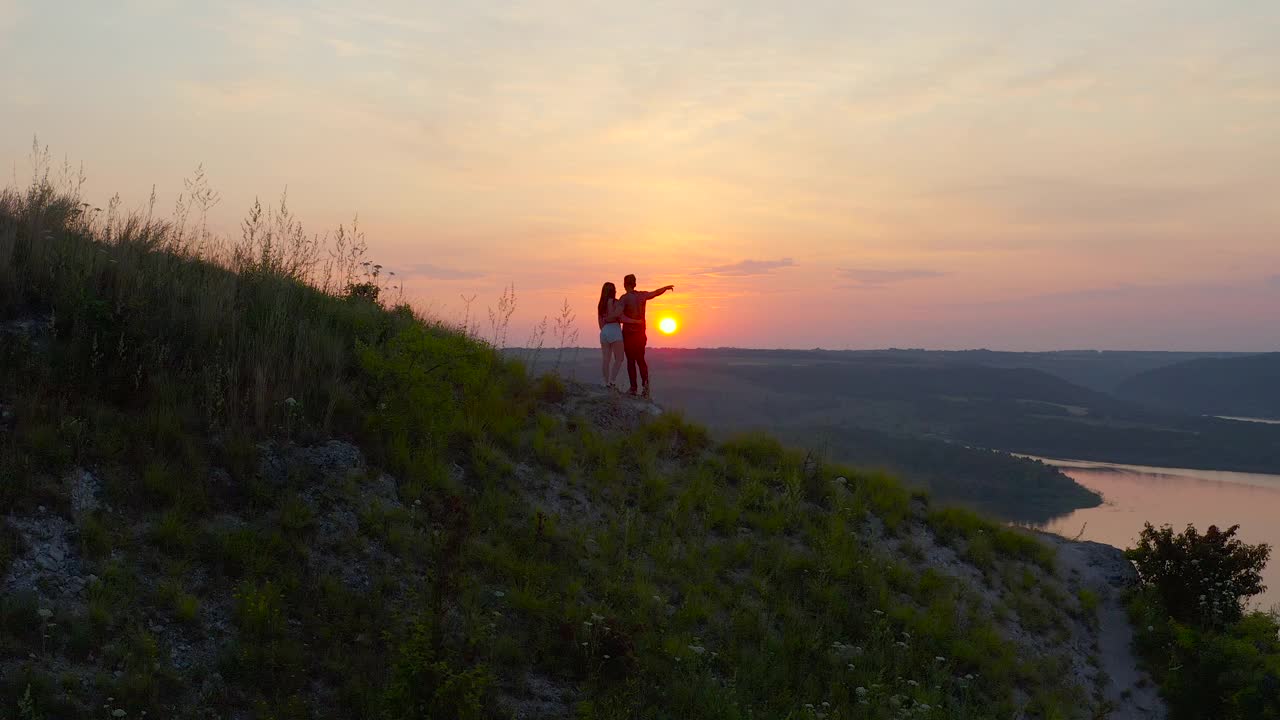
xmin=150 ymin=509 xmax=196 ymax=556
xmin=78 ymin=512 xmax=111 ymax=560
xmin=1127 ymin=522 xmax=1270 ymax=627
xmin=535 ymin=373 xmax=567 ymax=404
xmin=380 ymin=617 xmax=490 ymax=720
xmin=0 ymin=519 xmax=23 ymax=578
xmin=1076 ymin=588 xmax=1099 ymax=619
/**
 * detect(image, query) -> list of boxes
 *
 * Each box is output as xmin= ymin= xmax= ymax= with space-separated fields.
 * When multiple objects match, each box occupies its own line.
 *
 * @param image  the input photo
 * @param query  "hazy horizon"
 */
xmin=3 ymin=1 xmax=1278 ymax=351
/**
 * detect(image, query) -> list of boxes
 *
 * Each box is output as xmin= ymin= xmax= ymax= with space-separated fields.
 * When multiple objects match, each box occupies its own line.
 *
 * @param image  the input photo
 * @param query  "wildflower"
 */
xmin=907 ymin=679 xmax=918 ymax=687
xmin=591 ymin=613 xmax=605 ymax=622
xmin=493 ymin=590 xmax=505 ymax=598
xmin=113 ymin=711 xmax=127 ymax=719
xmin=934 ymin=656 xmax=945 ymax=662
xmin=873 ymin=609 xmax=885 ymax=616
xmin=38 ymin=608 xmax=52 ymax=619
xmin=604 ymin=654 xmax=611 ymax=659
xmin=855 ymin=687 xmax=868 ymax=696
xmin=284 ymin=397 xmax=297 ymax=406
xmin=689 ymin=645 xmax=706 ymax=655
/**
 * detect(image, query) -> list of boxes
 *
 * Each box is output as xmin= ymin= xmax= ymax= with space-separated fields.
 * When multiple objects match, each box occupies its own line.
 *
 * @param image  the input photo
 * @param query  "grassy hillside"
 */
xmin=2 ymin=176 xmax=1118 ymax=718
xmin=1116 ymin=353 xmax=1280 ymax=420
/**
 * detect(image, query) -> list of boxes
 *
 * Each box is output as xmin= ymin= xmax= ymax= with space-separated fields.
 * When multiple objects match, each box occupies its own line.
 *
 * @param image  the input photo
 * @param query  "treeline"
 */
xmin=778 ymin=424 xmax=1102 ymax=523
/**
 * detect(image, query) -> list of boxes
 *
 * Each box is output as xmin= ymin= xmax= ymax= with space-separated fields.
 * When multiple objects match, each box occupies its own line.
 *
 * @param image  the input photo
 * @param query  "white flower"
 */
xmin=493 ymin=590 xmax=505 ymax=598
xmin=855 ymin=687 xmax=868 ymax=696
xmin=113 ymin=711 xmax=127 ymax=719
xmin=934 ymin=656 xmax=946 ymax=662
xmin=907 ymin=679 xmax=919 ymax=687
xmin=38 ymin=608 xmax=52 ymax=619
xmin=689 ymin=645 xmax=706 ymax=655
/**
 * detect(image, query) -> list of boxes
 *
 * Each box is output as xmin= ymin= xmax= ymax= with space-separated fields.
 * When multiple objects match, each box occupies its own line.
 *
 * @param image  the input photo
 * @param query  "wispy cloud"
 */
xmin=839 ymin=268 xmax=948 ymax=287
xmin=400 ymin=262 xmax=485 ymax=281
xmin=1268 ymin=274 xmax=1280 ymax=287
xmin=699 ymin=258 xmax=795 ymax=277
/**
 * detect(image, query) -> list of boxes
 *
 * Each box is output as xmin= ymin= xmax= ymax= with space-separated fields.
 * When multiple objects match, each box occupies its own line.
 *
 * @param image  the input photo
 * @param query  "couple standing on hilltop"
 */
xmin=597 ymin=274 xmax=675 ymax=399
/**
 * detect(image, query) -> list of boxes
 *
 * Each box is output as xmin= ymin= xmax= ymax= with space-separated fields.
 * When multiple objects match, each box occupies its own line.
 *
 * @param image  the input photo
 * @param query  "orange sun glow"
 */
xmin=659 ymin=317 xmax=678 ymax=334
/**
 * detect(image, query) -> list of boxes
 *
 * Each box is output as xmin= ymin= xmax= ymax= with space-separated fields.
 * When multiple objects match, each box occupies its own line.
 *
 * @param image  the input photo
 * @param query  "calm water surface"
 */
xmin=1036 ymin=458 xmax=1280 ymax=610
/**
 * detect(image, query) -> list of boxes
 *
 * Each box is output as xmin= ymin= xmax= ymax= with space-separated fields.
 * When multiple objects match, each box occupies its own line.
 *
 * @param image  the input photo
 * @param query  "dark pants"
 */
xmin=623 ymin=329 xmax=648 ymax=390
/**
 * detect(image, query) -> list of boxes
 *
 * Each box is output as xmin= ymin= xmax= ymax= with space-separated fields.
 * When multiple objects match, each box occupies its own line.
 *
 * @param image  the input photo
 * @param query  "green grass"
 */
xmin=0 ymin=170 xmax=1092 ymax=718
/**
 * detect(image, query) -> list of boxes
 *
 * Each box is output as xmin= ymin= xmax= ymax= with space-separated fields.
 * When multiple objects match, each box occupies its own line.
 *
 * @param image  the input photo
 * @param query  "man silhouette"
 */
xmin=619 ymin=274 xmax=674 ymax=399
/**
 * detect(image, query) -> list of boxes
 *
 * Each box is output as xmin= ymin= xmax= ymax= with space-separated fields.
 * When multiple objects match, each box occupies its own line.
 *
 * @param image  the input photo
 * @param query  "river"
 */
xmin=1035 ymin=458 xmax=1280 ymax=611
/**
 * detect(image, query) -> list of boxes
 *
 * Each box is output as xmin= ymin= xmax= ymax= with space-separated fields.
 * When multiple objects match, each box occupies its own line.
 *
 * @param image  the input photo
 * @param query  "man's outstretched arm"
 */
xmin=645 ymin=285 xmax=675 ymax=300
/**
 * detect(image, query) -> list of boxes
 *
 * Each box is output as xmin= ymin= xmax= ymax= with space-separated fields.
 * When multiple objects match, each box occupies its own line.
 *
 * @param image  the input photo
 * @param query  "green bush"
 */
xmin=380 ymin=618 xmax=490 ymax=720
xmin=1127 ymin=522 xmax=1270 ymax=627
xmin=1129 ymin=588 xmax=1280 ymax=720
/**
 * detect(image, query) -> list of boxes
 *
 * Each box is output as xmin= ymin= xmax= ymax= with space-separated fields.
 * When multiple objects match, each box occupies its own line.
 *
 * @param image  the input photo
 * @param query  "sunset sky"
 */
xmin=2 ymin=0 xmax=1277 ymax=350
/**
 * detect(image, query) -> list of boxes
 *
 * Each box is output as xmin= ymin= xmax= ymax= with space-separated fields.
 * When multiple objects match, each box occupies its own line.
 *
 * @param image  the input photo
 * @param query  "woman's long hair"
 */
xmin=598 ymin=282 xmax=616 ymax=319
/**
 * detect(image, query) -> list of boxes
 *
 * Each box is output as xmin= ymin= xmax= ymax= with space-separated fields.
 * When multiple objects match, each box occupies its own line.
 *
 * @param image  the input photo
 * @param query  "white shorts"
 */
xmin=600 ymin=324 xmax=623 ymax=344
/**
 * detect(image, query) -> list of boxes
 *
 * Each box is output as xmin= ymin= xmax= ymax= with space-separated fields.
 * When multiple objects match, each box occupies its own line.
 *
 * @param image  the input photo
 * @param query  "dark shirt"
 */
xmin=620 ymin=290 xmax=658 ymax=332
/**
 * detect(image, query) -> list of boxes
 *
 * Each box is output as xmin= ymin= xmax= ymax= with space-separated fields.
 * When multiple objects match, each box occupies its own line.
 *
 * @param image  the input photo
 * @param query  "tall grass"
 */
xmin=0 ymin=146 xmax=497 ymax=441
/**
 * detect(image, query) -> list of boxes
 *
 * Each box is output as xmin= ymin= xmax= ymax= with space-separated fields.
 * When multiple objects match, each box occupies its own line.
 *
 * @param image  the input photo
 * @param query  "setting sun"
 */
xmin=658 ymin=317 xmax=678 ymax=335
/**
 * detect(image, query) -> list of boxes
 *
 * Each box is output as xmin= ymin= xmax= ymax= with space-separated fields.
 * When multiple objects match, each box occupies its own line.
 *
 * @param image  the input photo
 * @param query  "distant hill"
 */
xmin=877 ymin=349 xmax=1247 ymax=393
xmin=554 ymin=346 xmax=1280 ymax=479
xmin=1116 ymin=353 xmax=1280 ymax=420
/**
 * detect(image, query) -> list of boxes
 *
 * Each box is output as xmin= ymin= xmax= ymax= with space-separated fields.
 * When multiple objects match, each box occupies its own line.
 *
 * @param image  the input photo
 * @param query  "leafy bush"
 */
xmin=1126 ymin=523 xmax=1270 ymax=627
xmin=380 ymin=618 xmax=490 ymax=720
xmin=1129 ymin=588 xmax=1280 ymax=720
xmin=1126 ymin=523 xmax=1280 ymax=720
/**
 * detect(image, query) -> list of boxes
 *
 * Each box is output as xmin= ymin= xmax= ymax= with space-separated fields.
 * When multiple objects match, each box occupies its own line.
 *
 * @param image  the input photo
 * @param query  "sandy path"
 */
xmin=1046 ymin=536 xmax=1166 ymax=720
